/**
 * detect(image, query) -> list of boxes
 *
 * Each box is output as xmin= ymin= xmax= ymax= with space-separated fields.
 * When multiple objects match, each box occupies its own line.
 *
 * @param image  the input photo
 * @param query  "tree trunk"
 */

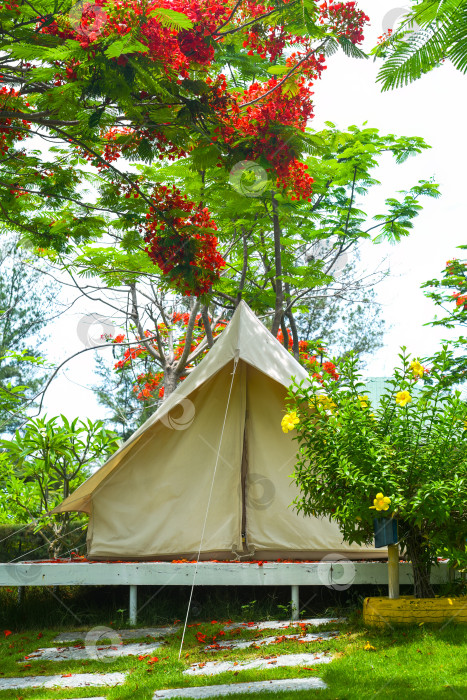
xmin=163 ymin=365 xmax=178 ymax=399
xmin=404 ymin=526 xmax=435 ymax=598
xmin=270 ymin=193 xmax=284 ymax=338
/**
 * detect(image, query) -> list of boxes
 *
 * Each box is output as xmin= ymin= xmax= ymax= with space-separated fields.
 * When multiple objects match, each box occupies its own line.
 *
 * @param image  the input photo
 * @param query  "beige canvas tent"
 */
xmin=56 ymin=301 xmax=384 ymax=561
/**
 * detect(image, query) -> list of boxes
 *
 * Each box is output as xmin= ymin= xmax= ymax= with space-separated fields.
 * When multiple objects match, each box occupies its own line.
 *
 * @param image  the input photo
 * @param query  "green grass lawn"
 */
xmin=0 ymin=613 xmax=466 ymax=700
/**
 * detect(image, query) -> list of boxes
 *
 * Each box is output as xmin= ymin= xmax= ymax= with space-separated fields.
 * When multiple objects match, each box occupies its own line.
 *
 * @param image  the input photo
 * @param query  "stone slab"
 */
xmin=184 ymin=652 xmax=332 ymax=676
xmin=153 ymin=677 xmax=327 ymax=698
xmin=55 ymin=626 xmax=177 ymax=642
xmin=21 ymin=641 xmax=162 ymax=663
xmin=0 ymin=672 xmax=127 ymax=691
xmin=223 ymin=618 xmax=344 ymax=631
xmin=205 ymin=630 xmax=339 ymax=651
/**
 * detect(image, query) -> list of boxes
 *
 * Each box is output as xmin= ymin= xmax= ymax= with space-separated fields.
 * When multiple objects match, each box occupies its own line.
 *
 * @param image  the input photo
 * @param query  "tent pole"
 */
xmin=291 ymin=584 xmax=299 ymax=621
xmin=129 ymin=584 xmax=137 ymax=624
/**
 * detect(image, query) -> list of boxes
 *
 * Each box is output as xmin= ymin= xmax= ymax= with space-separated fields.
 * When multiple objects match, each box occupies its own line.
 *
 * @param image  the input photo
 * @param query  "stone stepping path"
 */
xmin=205 ymin=630 xmax=339 ymax=652
xmin=0 ymin=672 xmax=127 ymax=691
xmin=20 ymin=641 xmax=162 ymax=663
xmin=153 ymin=677 xmax=327 ymax=697
xmin=55 ymin=626 xmax=176 ymax=642
xmin=184 ymin=652 xmax=332 ymax=676
xmin=223 ymin=617 xmax=344 ymax=631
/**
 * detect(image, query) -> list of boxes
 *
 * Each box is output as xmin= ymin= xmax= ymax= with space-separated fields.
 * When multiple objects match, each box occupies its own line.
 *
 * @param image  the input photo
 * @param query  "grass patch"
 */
xmin=0 ymin=612 xmax=466 ymax=699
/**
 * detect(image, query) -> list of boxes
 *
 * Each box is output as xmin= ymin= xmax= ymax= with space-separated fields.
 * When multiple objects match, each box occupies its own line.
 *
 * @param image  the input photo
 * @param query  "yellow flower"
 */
xmin=281 ymin=411 xmax=299 ymax=433
xmin=315 ymin=394 xmax=336 ymax=411
xmin=364 ymin=641 xmax=376 ymax=651
xmin=410 ymin=360 xmax=424 ymax=378
xmin=358 ymin=395 xmax=370 ymax=408
xmin=369 ymin=492 xmax=391 ymax=511
xmin=395 ymin=390 xmax=411 ymax=407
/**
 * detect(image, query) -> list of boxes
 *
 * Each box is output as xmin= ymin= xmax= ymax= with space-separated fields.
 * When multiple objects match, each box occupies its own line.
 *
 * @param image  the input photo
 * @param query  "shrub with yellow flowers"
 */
xmin=285 ymin=345 xmax=467 ymax=598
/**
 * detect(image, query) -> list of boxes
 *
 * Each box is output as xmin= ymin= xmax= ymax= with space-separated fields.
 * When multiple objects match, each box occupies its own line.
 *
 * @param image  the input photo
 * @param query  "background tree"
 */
xmin=0 ymin=415 xmax=120 ymax=557
xmin=92 ymin=352 xmax=159 ymax=440
xmin=142 ymin=123 xmax=438 ymax=341
xmin=0 ymin=235 xmax=59 ymax=432
xmin=0 ymin=0 xmax=370 ymax=287
xmin=28 ymin=122 xmax=438 ymax=418
xmin=295 ymin=281 xmax=385 ymax=362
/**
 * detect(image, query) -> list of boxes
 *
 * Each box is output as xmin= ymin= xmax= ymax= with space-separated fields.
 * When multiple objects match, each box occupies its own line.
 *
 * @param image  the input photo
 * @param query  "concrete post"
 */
xmin=388 ymin=543 xmax=400 ymax=599
xmin=291 ymin=584 xmax=299 ymax=621
xmin=129 ymin=584 xmax=137 ymax=624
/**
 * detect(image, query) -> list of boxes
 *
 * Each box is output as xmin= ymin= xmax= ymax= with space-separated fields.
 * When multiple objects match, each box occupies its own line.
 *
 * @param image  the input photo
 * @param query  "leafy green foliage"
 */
xmin=373 ymin=0 xmax=467 ymax=90
xmin=287 ymin=346 xmax=467 ymax=597
xmin=0 ymin=415 xmax=120 ymax=556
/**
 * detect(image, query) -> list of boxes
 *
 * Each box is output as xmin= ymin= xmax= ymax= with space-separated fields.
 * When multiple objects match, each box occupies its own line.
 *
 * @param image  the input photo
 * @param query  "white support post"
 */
xmin=388 ymin=543 xmax=400 ymax=599
xmin=17 ymin=586 xmax=24 ymax=604
xmin=129 ymin=584 xmax=137 ymax=625
xmin=291 ymin=584 xmax=299 ymax=621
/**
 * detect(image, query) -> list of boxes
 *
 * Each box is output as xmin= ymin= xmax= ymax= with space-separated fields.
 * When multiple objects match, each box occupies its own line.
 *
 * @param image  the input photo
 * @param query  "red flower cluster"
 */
xmin=276 ymin=333 xmax=339 ymax=380
xmin=376 ymin=28 xmax=393 ymax=45
xmin=77 ymin=126 xmax=189 ymax=172
xmin=3 ymin=0 xmax=370 ymax=295
xmin=114 ymin=344 xmax=146 ymax=370
xmin=216 ymin=76 xmax=317 ymax=199
xmin=452 ymin=292 xmax=467 ymax=309
xmin=177 ymin=25 xmax=214 ymax=64
xmin=143 ymin=184 xmax=225 ymax=296
xmin=276 ymin=159 xmax=314 ymax=202
xmin=322 ymin=360 xmax=340 ymax=380
xmin=242 ymin=24 xmax=289 ymax=62
xmin=0 ymin=86 xmax=30 ymax=155
xmin=40 ymin=0 xmax=231 ymax=72
xmin=319 ymin=1 xmax=370 ymax=44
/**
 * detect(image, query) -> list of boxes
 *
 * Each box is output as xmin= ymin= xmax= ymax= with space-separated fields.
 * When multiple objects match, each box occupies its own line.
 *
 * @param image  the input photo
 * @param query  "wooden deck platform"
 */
xmin=0 ymin=560 xmax=456 ymax=624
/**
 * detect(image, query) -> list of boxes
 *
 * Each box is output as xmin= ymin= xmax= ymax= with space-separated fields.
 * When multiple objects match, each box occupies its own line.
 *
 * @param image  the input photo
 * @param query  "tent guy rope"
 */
xmin=178 ymin=354 xmax=240 ymax=659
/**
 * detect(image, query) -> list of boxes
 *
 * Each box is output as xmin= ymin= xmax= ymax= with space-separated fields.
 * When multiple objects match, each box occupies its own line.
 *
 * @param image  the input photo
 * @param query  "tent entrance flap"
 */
xmin=238 ymin=410 xmax=251 ymax=558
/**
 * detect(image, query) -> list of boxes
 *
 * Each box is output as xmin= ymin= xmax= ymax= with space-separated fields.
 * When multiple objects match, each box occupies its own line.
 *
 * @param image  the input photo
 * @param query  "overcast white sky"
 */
xmin=40 ymin=0 xmax=467 ymax=421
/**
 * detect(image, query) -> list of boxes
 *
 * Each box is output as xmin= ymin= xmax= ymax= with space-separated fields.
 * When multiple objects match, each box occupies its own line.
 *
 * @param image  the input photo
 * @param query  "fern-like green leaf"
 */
xmin=149 ymin=8 xmax=193 ymax=30
xmin=338 ymin=36 xmax=368 ymax=60
xmin=376 ymin=0 xmax=467 ymax=90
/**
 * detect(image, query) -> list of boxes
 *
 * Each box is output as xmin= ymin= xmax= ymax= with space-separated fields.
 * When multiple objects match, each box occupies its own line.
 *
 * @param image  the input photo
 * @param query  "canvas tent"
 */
xmin=55 ymin=301 xmax=385 ymax=561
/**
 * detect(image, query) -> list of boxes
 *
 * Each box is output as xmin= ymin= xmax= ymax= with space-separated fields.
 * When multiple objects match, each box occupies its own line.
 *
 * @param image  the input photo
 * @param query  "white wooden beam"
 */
xmin=0 ymin=561 xmax=454 ymax=588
